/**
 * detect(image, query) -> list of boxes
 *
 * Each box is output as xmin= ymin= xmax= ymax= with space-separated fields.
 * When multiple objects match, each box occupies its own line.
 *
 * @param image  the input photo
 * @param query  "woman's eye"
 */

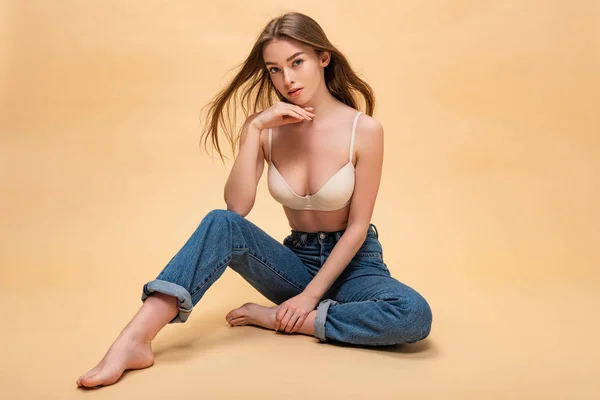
xmin=269 ymin=59 xmax=303 ymax=74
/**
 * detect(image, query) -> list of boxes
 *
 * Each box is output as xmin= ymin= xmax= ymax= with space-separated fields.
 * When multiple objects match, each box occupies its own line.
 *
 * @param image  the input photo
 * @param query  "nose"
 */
xmin=283 ymin=68 xmax=296 ymax=88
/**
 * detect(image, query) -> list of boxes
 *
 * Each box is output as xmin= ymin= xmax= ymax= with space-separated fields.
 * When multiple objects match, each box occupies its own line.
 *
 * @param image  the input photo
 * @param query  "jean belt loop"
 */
xmin=301 ymin=233 xmax=307 ymax=245
xmin=371 ymin=224 xmax=379 ymax=239
xmin=335 ymin=231 xmax=341 ymax=241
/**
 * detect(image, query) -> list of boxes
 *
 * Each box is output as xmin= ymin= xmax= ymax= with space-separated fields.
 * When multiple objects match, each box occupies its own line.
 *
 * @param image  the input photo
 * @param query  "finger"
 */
xmin=282 ymin=103 xmax=313 ymax=120
xmin=290 ymin=314 xmax=305 ymax=333
xmin=285 ymin=313 xmax=301 ymax=333
xmin=275 ymin=306 xmax=289 ymax=331
xmin=300 ymin=107 xmax=316 ymax=117
xmin=280 ymin=109 xmax=306 ymax=123
xmin=282 ymin=313 xmax=293 ymax=333
xmin=285 ymin=110 xmax=309 ymax=121
xmin=275 ymin=310 xmax=281 ymax=331
xmin=285 ymin=312 xmax=302 ymax=333
xmin=295 ymin=106 xmax=315 ymax=119
xmin=280 ymin=309 xmax=294 ymax=332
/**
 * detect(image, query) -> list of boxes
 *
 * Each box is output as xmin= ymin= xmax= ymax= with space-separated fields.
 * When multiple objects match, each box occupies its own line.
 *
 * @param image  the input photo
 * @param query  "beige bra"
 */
xmin=267 ymin=111 xmax=362 ymax=211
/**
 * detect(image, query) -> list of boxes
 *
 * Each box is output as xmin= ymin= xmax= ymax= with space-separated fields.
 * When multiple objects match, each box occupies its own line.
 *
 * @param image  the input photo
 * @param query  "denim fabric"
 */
xmin=141 ymin=209 xmax=432 ymax=346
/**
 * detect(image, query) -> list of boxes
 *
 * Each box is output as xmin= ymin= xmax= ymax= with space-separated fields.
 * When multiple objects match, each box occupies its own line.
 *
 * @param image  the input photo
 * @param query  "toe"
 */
xmin=81 ymin=369 xmax=114 ymax=388
xmin=77 ymin=372 xmax=92 ymax=387
xmin=227 ymin=308 xmax=244 ymax=320
xmin=230 ymin=317 xmax=245 ymax=326
xmin=80 ymin=373 xmax=97 ymax=387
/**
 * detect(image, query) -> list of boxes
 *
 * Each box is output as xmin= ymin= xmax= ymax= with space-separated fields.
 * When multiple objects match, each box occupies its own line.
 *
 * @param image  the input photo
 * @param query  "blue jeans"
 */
xmin=141 ymin=209 xmax=432 ymax=346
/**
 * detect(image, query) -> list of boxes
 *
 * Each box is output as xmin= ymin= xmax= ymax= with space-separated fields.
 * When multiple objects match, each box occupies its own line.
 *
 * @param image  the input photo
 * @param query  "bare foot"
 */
xmin=225 ymin=302 xmax=278 ymax=330
xmin=76 ymin=333 xmax=154 ymax=388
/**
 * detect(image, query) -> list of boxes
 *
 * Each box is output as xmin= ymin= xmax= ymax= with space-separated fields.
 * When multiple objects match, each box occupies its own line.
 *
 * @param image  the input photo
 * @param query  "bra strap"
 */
xmin=268 ymin=128 xmax=272 ymax=161
xmin=349 ymin=111 xmax=362 ymax=162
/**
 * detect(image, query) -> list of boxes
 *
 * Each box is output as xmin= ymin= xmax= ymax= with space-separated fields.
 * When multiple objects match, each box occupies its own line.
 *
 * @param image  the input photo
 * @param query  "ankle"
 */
xmin=119 ymin=328 xmax=153 ymax=344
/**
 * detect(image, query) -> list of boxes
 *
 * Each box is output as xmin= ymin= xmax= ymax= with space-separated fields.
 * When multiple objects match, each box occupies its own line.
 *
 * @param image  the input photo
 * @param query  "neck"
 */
xmin=300 ymin=80 xmax=340 ymax=116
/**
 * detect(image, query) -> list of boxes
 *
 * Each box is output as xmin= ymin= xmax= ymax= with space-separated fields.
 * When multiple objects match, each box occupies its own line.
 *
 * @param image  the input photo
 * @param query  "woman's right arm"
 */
xmin=223 ymin=103 xmax=315 ymax=217
xmin=223 ymin=113 xmax=265 ymax=217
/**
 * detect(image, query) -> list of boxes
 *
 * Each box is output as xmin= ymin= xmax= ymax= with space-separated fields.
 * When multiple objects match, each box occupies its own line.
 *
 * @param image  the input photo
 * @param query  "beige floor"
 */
xmin=1 ymin=1 xmax=598 ymax=399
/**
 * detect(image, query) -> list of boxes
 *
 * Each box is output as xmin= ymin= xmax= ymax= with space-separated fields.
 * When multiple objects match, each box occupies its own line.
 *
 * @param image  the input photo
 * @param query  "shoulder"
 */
xmin=338 ymin=104 xmax=382 ymax=136
xmin=356 ymin=112 xmax=383 ymax=136
xmin=353 ymin=112 xmax=383 ymax=162
xmin=355 ymin=112 xmax=383 ymax=147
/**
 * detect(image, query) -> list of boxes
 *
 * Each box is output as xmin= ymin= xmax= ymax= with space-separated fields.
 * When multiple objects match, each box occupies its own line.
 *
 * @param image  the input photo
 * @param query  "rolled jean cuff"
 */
xmin=314 ymin=299 xmax=339 ymax=341
xmin=141 ymin=279 xmax=193 ymax=323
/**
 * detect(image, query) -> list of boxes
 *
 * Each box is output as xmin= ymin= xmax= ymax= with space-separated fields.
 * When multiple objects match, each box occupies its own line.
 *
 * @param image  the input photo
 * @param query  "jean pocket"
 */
xmin=355 ymin=236 xmax=383 ymax=258
xmin=349 ymin=252 xmax=390 ymax=275
xmin=354 ymin=251 xmax=383 ymax=259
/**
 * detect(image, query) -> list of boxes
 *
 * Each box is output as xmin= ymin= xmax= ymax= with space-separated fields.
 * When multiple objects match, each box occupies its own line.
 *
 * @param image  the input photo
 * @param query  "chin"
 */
xmin=290 ymin=98 xmax=306 ymax=105
xmin=291 ymin=94 xmax=311 ymax=106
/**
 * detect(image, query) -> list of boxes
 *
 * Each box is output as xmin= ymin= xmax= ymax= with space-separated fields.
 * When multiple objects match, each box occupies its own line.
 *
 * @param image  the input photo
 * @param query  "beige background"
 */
xmin=1 ymin=0 xmax=599 ymax=398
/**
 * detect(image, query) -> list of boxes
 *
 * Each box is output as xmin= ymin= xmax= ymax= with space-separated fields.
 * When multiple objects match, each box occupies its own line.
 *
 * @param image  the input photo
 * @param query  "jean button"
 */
xmin=319 ymin=233 xmax=325 ymax=239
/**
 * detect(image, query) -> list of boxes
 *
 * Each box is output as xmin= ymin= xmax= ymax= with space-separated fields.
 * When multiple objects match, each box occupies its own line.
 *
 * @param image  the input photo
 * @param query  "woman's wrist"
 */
xmin=248 ymin=119 xmax=264 ymax=132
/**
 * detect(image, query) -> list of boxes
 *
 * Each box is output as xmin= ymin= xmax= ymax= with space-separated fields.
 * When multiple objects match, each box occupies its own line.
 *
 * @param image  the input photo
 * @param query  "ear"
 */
xmin=319 ymin=51 xmax=331 ymax=68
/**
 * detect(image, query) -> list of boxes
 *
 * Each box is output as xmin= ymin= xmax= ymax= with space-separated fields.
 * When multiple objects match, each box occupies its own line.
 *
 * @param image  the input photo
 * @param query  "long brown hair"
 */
xmin=198 ymin=11 xmax=376 ymax=163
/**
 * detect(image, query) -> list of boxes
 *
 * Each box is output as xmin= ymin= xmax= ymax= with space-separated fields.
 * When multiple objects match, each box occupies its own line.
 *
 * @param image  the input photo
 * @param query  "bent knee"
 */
xmin=404 ymin=295 xmax=432 ymax=343
xmin=202 ymin=209 xmax=243 ymax=225
xmin=205 ymin=208 xmax=237 ymax=219
xmin=194 ymin=209 xmax=242 ymax=238
xmin=382 ymin=294 xmax=432 ymax=344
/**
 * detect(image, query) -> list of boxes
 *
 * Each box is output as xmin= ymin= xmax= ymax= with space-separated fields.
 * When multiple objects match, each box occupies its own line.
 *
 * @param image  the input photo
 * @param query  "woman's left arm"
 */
xmin=303 ymin=116 xmax=385 ymax=301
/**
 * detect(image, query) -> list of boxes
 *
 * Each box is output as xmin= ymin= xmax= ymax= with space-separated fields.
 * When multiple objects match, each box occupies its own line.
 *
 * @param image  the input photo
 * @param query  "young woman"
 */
xmin=77 ymin=11 xmax=432 ymax=388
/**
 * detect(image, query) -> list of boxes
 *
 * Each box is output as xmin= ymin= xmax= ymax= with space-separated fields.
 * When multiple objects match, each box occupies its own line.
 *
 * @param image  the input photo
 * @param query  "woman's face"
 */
xmin=262 ymin=38 xmax=329 ymax=105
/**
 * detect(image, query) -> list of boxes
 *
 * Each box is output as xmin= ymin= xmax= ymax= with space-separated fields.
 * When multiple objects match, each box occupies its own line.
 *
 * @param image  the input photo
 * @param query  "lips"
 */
xmin=288 ymin=88 xmax=303 ymax=95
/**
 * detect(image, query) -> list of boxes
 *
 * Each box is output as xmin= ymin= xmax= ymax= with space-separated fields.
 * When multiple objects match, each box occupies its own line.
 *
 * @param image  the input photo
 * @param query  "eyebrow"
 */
xmin=264 ymin=52 xmax=305 ymax=66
